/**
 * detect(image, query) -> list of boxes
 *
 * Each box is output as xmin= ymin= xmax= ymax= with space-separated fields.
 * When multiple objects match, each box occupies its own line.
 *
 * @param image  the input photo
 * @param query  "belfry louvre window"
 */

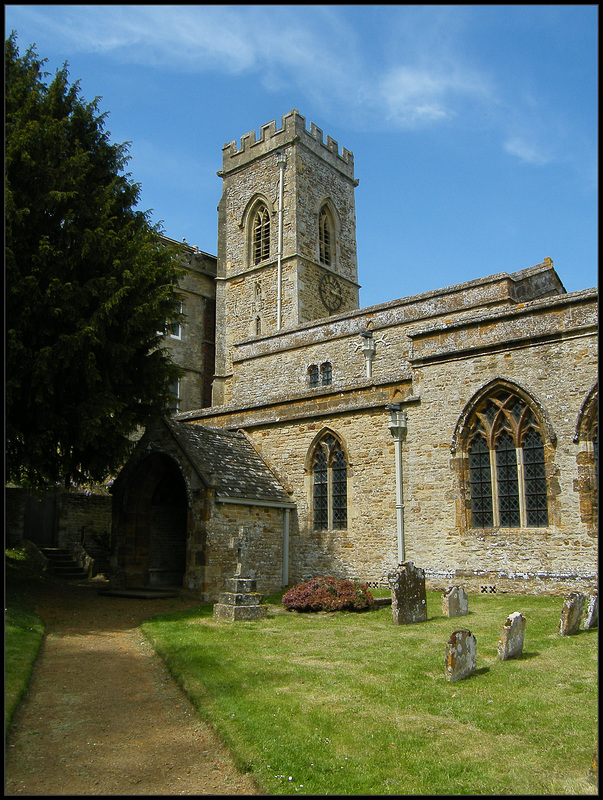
xmin=311 ymin=434 xmax=348 ymax=530
xmin=252 ymin=205 xmax=270 ymax=264
xmin=466 ymin=390 xmax=549 ymax=528
xmin=319 ymin=207 xmax=332 ymax=266
xmin=321 ymin=361 xmax=332 ymax=385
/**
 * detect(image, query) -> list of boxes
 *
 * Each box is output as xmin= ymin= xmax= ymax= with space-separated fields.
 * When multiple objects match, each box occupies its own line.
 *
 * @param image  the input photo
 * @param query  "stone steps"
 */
xmin=39 ymin=547 xmax=88 ymax=580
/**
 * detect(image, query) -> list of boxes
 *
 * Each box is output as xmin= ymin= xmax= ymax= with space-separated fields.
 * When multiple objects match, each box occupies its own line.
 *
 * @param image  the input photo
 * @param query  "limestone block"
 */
xmin=441 ymin=586 xmax=469 ymax=618
xmin=497 ymin=611 xmax=526 ymax=660
xmin=445 ymin=629 xmax=477 ymax=683
xmin=388 ymin=561 xmax=427 ymax=625
xmin=212 ymin=603 xmax=268 ymax=622
xmin=558 ymin=592 xmax=585 ymax=636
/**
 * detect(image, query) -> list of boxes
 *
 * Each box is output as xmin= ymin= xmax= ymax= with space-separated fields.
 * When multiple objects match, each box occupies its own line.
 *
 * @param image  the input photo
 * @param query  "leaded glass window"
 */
xmin=465 ymin=387 xmax=550 ymax=529
xmin=469 ymin=435 xmax=493 ymax=527
xmin=311 ymin=434 xmax=348 ymax=531
xmin=332 ymin=447 xmax=347 ymax=529
xmin=313 ymin=449 xmax=328 ymax=530
xmin=321 ymin=362 xmax=332 ymax=386
xmin=496 ymin=431 xmax=520 ymax=527
xmin=522 ymin=426 xmax=549 ymax=527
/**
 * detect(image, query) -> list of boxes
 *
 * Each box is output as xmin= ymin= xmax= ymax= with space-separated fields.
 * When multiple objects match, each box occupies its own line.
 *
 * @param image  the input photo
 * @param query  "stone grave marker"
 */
xmin=583 ymin=591 xmax=598 ymax=629
xmin=445 ymin=629 xmax=477 ymax=683
xmin=388 ymin=561 xmax=427 ymax=624
xmin=558 ymin=592 xmax=585 ymax=636
xmin=441 ymin=586 xmax=469 ymax=618
xmin=497 ymin=611 xmax=526 ymax=660
xmin=212 ymin=576 xmax=268 ymax=622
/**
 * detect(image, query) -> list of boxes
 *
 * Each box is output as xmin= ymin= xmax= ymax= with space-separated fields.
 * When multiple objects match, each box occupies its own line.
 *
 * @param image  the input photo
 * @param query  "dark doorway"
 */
xmin=23 ymin=492 xmax=58 ymax=547
xmin=121 ymin=454 xmax=188 ymax=587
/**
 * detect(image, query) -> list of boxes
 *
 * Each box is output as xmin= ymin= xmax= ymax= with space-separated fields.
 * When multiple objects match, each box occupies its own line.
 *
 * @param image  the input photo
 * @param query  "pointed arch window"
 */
xmin=319 ymin=206 xmax=333 ymax=267
xmin=465 ymin=389 xmax=549 ymax=528
xmin=311 ymin=434 xmax=348 ymax=530
xmin=252 ymin=204 xmax=270 ymax=264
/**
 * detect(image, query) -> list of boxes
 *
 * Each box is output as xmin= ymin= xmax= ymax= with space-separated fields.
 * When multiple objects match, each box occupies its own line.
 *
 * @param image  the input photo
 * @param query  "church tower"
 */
xmin=212 ymin=109 xmax=360 ymax=405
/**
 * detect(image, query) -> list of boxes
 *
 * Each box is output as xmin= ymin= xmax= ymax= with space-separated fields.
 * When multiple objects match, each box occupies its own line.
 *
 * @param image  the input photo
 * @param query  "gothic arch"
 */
xmin=239 ymin=192 xmax=276 ymax=230
xmin=304 ymin=427 xmax=352 ymax=473
xmin=573 ymin=380 xmax=598 ymax=443
xmin=451 ymin=378 xmax=556 ymax=454
xmin=116 ymin=451 xmax=189 ymax=587
xmin=573 ymin=381 xmax=598 ymax=529
xmin=305 ymin=428 xmax=350 ymax=532
xmin=452 ymin=379 xmax=555 ymax=530
xmin=315 ymin=197 xmax=341 ymax=268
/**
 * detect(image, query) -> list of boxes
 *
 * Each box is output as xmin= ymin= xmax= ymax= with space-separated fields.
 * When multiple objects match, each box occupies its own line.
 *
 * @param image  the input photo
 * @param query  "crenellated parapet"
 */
xmin=219 ymin=108 xmax=355 ymax=180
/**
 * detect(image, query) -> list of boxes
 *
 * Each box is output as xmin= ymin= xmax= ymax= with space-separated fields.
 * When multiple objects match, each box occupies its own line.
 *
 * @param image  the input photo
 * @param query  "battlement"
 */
xmin=220 ymin=109 xmax=355 ymax=179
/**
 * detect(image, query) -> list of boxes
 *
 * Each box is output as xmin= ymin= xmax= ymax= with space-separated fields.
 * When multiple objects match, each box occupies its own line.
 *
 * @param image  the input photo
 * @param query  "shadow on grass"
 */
xmin=516 ymin=650 xmax=541 ymax=660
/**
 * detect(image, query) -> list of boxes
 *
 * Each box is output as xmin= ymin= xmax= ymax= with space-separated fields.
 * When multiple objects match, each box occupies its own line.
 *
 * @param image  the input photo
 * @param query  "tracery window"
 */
xmin=574 ymin=385 xmax=598 ymax=528
xmin=319 ymin=207 xmax=332 ymax=267
xmin=311 ymin=434 xmax=348 ymax=530
xmin=252 ymin=204 xmax=270 ymax=264
xmin=466 ymin=389 xmax=549 ymax=528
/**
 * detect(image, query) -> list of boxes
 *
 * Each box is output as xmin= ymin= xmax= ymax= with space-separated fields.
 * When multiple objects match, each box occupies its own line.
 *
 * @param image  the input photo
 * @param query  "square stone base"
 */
xmin=212 ymin=603 xmax=268 ymax=622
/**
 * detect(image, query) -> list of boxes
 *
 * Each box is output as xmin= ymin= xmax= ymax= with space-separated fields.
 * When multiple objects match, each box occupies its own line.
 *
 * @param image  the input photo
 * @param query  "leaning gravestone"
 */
xmin=388 ymin=561 xmax=427 ymax=624
xmin=583 ymin=591 xmax=598 ymax=629
xmin=441 ymin=586 xmax=469 ymax=618
xmin=497 ymin=611 xmax=526 ymax=660
xmin=445 ymin=629 xmax=477 ymax=683
xmin=212 ymin=576 xmax=268 ymax=622
xmin=558 ymin=592 xmax=585 ymax=636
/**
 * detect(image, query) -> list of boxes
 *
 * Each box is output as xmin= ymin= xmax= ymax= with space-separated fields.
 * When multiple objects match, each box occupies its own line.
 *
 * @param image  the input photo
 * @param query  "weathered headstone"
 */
xmin=583 ymin=591 xmax=598 ymax=629
xmin=558 ymin=592 xmax=585 ymax=636
xmin=445 ymin=629 xmax=477 ymax=683
xmin=587 ymin=742 xmax=598 ymax=787
xmin=388 ymin=561 xmax=427 ymax=624
xmin=497 ymin=611 xmax=526 ymax=660
xmin=441 ymin=586 xmax=469 ymax=618
xmin=212 ymin=576 xmax=268 ymax=622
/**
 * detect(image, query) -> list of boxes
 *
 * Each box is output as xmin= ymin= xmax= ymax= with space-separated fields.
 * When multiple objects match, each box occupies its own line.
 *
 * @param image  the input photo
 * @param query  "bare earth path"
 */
xmin=5 ymin=580 xmax=261 ymax=796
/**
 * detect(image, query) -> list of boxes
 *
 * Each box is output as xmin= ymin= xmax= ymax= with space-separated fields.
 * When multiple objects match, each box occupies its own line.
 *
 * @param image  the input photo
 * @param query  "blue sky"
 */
xmin=6 ymin=5 xmax=597 ymax=307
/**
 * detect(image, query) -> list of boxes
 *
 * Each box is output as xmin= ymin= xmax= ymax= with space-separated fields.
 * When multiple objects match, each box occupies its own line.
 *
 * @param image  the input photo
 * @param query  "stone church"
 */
xmin=111 ymin=110 xmax=598 ymax=599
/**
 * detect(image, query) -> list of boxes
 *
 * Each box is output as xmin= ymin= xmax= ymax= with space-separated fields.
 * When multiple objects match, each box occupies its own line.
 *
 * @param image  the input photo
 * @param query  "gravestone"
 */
xmin=587 ymin=742 xmax=598 ymax=787
xmin=445 ymin=629 xmax=477 ymax=683
xmin=583 ymin=591 xmax=598 ymax=629
xmin=388 ymin=561 xmax=427 ymax=625
xmin=441 ymin=586 xmax=469 ymax=618
xmin=212 ymin=576 xmax=268 ymax=622
xmin=558 ymin=592 xmax=585 ymax=636
xmin=497 ymin=611 xmax=526 ymax=660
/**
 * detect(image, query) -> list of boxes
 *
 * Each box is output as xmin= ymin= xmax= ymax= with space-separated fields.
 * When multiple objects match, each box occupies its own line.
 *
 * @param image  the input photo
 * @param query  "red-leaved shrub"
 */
xmin=282 ymin=576 xmax=374 ymax=612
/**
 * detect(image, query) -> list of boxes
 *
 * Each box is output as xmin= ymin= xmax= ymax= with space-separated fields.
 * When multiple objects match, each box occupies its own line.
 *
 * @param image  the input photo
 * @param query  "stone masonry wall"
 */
xmin=186 ymin=286 xmax=597 ymax=595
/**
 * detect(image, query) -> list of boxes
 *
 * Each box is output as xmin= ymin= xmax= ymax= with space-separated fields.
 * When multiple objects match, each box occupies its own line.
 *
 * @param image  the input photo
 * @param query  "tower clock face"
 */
xmin=319 ymin=273 xmax=343 ymax=312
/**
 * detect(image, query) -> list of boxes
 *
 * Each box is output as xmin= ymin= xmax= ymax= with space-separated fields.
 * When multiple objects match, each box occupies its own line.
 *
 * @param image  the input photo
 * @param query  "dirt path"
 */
xmin=4 ymin=580 xmax=261 ymax=796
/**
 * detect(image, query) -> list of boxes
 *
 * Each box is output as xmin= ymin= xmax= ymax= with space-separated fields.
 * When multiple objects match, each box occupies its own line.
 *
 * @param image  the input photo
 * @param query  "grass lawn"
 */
xmin=5 ymin=549 xmax=46 ymax=734
xmin=142 ymin=590 xmax=598 ymax=795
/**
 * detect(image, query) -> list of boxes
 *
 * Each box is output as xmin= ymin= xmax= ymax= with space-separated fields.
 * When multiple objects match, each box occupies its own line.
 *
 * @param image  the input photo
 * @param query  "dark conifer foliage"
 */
xmin=6 ymin=33 xmax=183 ymax=488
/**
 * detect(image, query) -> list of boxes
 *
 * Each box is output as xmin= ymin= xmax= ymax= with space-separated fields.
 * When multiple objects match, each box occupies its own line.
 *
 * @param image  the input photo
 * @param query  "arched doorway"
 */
xmin=121 ymin=453 xmax=188 ymax=588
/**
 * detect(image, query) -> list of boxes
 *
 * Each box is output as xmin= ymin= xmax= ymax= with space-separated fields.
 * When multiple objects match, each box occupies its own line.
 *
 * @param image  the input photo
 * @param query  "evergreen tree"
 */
xmin=6 ymin=33 xmax=184 ymax=488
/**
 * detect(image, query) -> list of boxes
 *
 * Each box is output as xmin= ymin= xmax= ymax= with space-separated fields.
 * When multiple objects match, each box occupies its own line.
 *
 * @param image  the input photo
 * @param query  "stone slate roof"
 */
xmin=165 ymin=419 xmax=294 ymax=507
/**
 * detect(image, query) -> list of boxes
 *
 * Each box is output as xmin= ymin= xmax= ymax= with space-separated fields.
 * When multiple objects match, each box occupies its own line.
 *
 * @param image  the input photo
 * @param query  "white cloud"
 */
xmin=503 ymin=136 xmax=553 ymax=166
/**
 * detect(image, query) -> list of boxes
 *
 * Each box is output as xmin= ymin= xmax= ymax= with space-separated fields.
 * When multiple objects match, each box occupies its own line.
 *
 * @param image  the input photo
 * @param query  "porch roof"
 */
xmin=165 ymin=419 xmax=294 ymax=508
